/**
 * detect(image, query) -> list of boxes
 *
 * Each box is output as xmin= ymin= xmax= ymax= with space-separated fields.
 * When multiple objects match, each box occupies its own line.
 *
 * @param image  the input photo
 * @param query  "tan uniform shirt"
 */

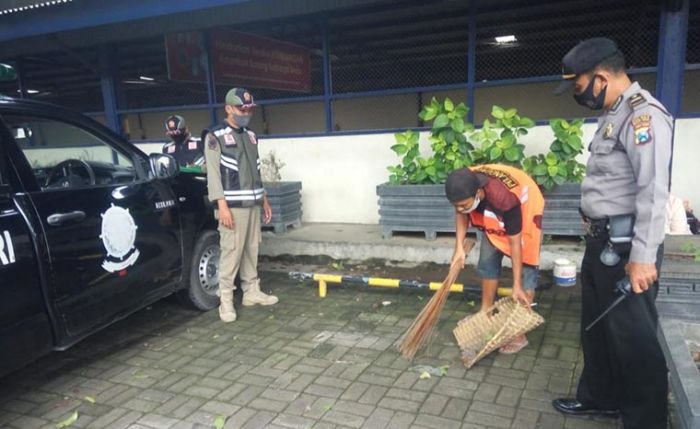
xmin=580 ymin=82 xmax=673 ymax=263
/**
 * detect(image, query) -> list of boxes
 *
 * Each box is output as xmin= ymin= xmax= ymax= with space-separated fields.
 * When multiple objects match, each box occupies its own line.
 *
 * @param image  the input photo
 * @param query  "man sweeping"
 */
xmin=447 ymin=164 xmax=545 ymax=354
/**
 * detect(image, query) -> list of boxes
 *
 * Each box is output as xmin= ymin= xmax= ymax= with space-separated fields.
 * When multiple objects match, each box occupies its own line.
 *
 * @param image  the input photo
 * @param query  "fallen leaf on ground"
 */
xmin=55 ymin=410 xmax=78 ymax=428
xmin=83 ymin=396 xmax=96 ymax=404
xmin=214 ymin=415 xmax=226 ymax=429
xmin=381 ymin=301 xmax=392 ymax=306
xmin=410 ymin=365 xmax=450 ymax=377
xmin=132 ymin=371 xmax=149 ymax=379
xmin=419 ymin=371 xmax=431 ymax=379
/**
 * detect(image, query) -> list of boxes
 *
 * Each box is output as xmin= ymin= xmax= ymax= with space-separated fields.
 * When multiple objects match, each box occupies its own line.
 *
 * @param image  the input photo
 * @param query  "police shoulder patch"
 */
xmin=207 ymin=133 xmax=219 ymax=151
xmin=630 ymin=114 xmax=652 ymax=145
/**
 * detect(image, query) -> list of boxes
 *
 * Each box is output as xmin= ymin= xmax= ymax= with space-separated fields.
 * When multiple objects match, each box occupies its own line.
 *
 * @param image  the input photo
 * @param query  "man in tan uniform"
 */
xmin=204 ymin=88 xmax=277 ymax=323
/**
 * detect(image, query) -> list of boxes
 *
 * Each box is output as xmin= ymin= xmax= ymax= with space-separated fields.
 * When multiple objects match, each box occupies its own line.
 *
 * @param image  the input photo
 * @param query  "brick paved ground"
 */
xmin=0 ymin=271 xmax=633 ymax=429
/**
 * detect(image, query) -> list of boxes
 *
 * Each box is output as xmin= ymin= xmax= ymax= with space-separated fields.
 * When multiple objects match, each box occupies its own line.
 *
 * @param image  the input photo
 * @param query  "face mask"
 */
xmin=458 ymin=196 xmax=481 ymax=214
xmin=233 ymin=113 xmax=251 ymax=128
xmin=573 ymin=76 xmax=607 ymax=110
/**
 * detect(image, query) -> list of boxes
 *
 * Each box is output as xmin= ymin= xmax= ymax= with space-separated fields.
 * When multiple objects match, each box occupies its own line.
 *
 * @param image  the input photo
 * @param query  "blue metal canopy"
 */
xmin=0 ymin=0 xmax=250 ymax=43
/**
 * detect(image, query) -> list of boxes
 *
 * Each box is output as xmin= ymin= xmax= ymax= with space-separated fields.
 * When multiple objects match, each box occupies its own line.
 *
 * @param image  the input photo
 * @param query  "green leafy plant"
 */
xmin=421 ymin=97 xmax=475 ymax=181
xmin=388 ymin=97 xmax=474 ymax=184
xmin=523 ymin=118 xmax=586 ymax=190
xmin=470 ymin=106 xmax=534 ymax=167
xmin=387 ymin=129 xmax=426 ymax=184
xmin=681 ymin=241 xmax=700 ymax=262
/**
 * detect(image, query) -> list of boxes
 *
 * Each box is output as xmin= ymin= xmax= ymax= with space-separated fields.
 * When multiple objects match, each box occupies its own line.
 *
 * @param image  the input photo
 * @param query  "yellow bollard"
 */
xmin=497 ymin=287 xmax=511 ymax=297
xmin=428 ymin=282 xmax=464 ymax=292
xmin=367 ymin=278 xmax=400 ymax=288
xmin=306 ymin=271 xmax=513 ymax=299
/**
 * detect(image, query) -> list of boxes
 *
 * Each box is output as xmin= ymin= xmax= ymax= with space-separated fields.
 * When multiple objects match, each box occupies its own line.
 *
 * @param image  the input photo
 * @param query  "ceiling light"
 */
xmin=495 ymin=35 xmax=517 ymax=44
xmin=17 ymin=89 xmax=40 ymax=94
xmin=139 ymin=75 xmax=155 ymax=81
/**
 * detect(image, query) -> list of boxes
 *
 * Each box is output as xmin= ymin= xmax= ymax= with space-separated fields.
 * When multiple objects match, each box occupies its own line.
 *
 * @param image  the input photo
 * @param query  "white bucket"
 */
xmin=553 ymin=258 xmax=577 ymax=287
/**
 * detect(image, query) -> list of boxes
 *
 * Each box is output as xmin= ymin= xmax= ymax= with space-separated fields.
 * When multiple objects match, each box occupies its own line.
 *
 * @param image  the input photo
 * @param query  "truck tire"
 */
xmin=177 ymin=230 xmax=220 ymax=310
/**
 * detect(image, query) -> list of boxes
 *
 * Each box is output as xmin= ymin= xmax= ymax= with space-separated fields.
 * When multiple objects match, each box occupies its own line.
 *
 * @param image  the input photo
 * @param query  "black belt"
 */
xmin=579 ymin=209 xmax=609 ymax=239
xmin=579 ymin=209 xmax=635 ymax=241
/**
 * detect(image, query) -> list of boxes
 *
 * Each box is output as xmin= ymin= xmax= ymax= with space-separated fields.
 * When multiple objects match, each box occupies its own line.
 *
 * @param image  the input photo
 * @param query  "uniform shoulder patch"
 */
xmin=628 ymin=93 xmax=647 ymax=110
xmin=207 ymin=133 xmax=220 ymax=151
xmin=246 ymin=130 xmax=257 ymax=145
xmin=630 ymin=114 xmax=653 ymax=145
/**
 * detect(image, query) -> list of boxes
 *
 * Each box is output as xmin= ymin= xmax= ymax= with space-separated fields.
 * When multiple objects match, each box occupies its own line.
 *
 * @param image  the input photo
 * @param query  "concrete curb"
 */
xmin=260 ymin=223 xmax=585 ymax=271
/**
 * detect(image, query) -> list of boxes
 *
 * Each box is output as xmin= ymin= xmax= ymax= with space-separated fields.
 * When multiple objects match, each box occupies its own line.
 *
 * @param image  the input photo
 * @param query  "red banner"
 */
xmin=165 ymin=29 xmax=311 ymax=93
xmin=165 ymin=31 xmax=208 ymax=83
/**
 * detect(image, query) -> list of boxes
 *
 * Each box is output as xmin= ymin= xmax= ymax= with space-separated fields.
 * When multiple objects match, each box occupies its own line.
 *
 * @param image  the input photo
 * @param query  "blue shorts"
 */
xmin=477 ymin=234 xmax=539 ymax=290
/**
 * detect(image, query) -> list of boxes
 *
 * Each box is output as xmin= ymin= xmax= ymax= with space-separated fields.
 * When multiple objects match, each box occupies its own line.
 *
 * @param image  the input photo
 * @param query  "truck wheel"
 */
xmin=178 ymin=230 xmax=220 ymax=310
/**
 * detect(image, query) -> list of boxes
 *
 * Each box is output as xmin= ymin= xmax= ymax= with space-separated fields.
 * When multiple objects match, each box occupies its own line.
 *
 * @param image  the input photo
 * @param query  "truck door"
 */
xmin=0 ymin=122 xmax=53 ymax=375
xmin=1 ymin=113 xmax=183 ymax=343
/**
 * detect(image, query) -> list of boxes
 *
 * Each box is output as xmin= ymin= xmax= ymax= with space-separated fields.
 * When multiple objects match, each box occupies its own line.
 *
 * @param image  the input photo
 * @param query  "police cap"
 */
xmin=554 ymin=37 xmax=619 ymax=95
xmin=225 ymin=88 xmax=256 ymax=109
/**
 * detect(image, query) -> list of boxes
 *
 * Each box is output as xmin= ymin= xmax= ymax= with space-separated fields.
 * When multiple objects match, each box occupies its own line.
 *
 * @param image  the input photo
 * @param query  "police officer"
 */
xmin=204 ymin=88 xmax=276 ymax=323
xmin=551 ymin=38 xmax=672 ymax=429
xmin=162 ymin=115 xmax=205 ymax=169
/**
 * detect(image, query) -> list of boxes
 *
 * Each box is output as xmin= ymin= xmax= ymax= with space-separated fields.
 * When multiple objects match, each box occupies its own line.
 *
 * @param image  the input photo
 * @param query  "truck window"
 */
xmin=4 ymin=115 xmax=136 ymax=190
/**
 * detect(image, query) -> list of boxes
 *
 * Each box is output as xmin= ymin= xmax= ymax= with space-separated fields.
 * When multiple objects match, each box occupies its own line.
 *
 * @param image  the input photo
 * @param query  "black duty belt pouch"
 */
xmin=599 ymin=214 xmax=635 ymax=266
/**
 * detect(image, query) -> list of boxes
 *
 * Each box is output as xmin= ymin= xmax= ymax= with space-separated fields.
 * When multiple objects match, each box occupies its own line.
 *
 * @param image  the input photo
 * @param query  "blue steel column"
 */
xmin=99 ymin=49 xmax=122 ymax=136
xmin=16 ymin=59 xmax=27 ymax=99
xmin=656 ymin=0 xmax=689 ymax=117
xmin=322 ymin=18 xmax=333 ymax=133
xmin=467 ymin=0 xmax=477 ymax=123
xmin=204 ymin=31 xmax=218 ymax=127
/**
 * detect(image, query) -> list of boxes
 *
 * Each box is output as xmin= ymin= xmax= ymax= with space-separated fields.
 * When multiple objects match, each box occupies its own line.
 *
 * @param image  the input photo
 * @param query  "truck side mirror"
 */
xmin=149 ymin=153 xmax=179 ymax=179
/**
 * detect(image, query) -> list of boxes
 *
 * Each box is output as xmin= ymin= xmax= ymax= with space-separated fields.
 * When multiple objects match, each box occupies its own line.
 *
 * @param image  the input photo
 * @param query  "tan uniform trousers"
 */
xmin=217 ymin=206 xmax=261 ymax=295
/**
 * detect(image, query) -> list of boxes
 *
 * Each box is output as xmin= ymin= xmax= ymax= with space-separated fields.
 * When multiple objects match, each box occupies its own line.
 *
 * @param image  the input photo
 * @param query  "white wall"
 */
xmin=670 ymin=119 xmax=700 ymax=210
xmin=135 ymin=117 xmax=700 ymax=225
xmin=255 ymin=124 xmax=596 ymax=224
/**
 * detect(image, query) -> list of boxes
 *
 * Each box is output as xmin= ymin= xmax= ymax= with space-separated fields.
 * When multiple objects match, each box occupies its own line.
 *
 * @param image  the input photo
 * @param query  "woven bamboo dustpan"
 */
xmin=453 ymin=297 xmax=544 ymax=368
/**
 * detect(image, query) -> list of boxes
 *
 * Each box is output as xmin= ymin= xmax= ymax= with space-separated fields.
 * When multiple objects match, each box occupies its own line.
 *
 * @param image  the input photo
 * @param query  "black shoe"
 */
xmin=552 ymin=398 xmax=619 ymax=417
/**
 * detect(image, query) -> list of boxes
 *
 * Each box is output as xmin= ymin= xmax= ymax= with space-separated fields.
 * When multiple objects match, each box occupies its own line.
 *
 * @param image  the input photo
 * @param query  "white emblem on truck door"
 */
xmin=100 ymin=204 xmax=140 ymax=273
xmin=0 ymin=230 xmax=16 ymax=266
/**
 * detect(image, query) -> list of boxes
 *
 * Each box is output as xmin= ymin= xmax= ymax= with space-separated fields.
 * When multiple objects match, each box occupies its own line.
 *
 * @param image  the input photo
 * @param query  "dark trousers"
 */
xmin=576 ymin=238 xmax=667 ymax=429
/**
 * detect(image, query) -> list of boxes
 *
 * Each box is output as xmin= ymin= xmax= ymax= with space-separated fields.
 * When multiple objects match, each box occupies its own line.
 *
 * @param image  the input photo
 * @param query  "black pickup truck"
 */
xmin=0 ymin=96 xmax=221 ymax=377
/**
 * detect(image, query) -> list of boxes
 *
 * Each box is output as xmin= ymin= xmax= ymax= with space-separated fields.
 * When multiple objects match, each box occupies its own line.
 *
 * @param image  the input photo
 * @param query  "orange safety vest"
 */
xmin=468 ymin=164 xmax=544 ymax=266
